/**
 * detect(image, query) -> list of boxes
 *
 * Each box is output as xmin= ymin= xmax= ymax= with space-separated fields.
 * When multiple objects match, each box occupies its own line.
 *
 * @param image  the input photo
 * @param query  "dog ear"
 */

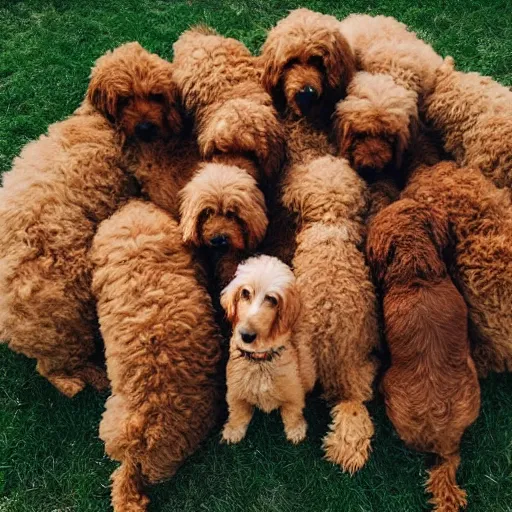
xmin=273 ymin=282 xmax=301 ymax=336
xmin=425 ymin=206 xmax=450 ymax=254
xmin=366 ymin=216 xmax=396 ymax=285
xmin=179 ymin=181 xmax=214 ymax=246
xmin=220 ymin=279 xmax=241 ymax=325
xmin=334 ymin=115 xmax=353 ymax=158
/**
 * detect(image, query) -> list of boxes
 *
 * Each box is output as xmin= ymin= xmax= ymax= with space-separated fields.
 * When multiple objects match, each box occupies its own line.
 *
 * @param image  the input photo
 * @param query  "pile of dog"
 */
xmin=1 ymin=8 xmax=511 ymax=512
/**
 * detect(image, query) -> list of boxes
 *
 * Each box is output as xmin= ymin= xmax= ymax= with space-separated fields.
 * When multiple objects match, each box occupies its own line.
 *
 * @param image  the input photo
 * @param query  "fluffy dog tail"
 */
xmin=426 ymin=453 xmax=467 ymax=512
xmin=322 ymin=400 xmax=374 ymax=474
xmin=111 ymin=460 xmax=149 ymax=512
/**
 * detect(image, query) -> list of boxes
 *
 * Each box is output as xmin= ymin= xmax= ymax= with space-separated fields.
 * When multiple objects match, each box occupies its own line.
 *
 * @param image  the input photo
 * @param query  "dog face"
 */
xmin=221 ymin=256 xmax=300 ymax=355
xmin=366 ymin=199 xmax=450 ymax=286
xmin=179 ymin=164 xmax=268 ymax=252
xmin=261 ymin=9 xmax=355 ymax=119
xmin=335 ymin=73 xmax=418 ymax=180
xmin=87 ymin=42 xmax=183 ymax=142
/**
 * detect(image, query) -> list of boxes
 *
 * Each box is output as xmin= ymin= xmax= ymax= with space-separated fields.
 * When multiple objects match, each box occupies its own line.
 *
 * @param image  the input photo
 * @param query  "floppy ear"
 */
xmin=366 ymin=217 xmax=396 ymax=285
xmin=425 ymin=206 xmax=450 ymax=254
xmin=220 ymin=279 xmax=241 ymax=325
xmin=274 ymin=282 xmax=301 ymax=336
xmin=334 ymin=114 xmax=354 ymax=158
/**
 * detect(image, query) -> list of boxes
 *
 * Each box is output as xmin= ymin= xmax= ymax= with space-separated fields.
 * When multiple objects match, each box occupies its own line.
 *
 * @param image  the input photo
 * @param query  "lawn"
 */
xmin=1 ymin=0 xmax=511 ymax=511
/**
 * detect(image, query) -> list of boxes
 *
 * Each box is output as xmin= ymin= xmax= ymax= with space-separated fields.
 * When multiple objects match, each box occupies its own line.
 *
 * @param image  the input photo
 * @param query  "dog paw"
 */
xmin=221 ymin=423 xmax=248 ymax=444
xmin=285 ymin=420 xmax=307 ymax=444
xmin=50 ymin=375 xmax=86 ymax=398
xmin=80 ymin=364 xmax=110 ymax=392
xmin=322 ymin=401 xmax=374 ymax=474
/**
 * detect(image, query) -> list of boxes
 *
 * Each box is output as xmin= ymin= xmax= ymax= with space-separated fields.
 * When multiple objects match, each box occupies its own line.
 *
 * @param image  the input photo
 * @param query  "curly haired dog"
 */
xmin=425 ymin=56 xmax=512 ymax=193
xmin=260 ymin=9 xmax=379 ymax=473
xmin=0 ymin=45 xmax=167 ymax=396
xmin=366 ymin=198 xmax=480 ymax=512
xmin=403 ymin=161 xmax=512 ymax=375
xmin=335 ymin=14 xmax=443 ymax=180
xmin=220 ymin=255 xmax=315 ymax=444
xmin=91 ymin=200 xmax=222 ymax=512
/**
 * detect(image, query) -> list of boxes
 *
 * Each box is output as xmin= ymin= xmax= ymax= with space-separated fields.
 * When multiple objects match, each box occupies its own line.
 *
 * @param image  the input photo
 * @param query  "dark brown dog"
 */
xmin=367 ymin=199 xmax=480 ymax=512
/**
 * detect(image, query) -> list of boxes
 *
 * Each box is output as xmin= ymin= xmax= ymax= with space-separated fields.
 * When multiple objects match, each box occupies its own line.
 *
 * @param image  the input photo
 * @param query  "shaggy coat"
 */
xmin=425 ymin=56 xmax=512 ymax=193
xmin=366 ymin=198 xmax=480 ymax=512
xmin=403 ymin=161 xmax=512 ymax=375
xmin=335 ymin=14 xmax=443 ymax=180
xmin=221 ymin=256 xmax=315 ymax=444
xmin=0 ymin=47 xmax=149 ymax=397
xmin=91 ymin=200 xmax=222 ymax=512
xmin=260 ymin=9 xmax=379 ymax=473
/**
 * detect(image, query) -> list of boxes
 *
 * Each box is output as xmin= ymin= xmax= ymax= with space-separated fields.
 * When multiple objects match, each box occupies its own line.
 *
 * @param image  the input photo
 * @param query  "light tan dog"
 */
xmin=425 ymin=56 xmax=512 ymax=193
xmin=260 ymin=9 xmax=379 ymax=473
xmin=220 ymin=255 xmax=315 ymax=444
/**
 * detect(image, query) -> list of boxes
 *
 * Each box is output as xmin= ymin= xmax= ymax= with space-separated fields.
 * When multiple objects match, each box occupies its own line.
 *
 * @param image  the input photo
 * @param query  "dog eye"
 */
xmin=117 ymin=96 xmax=131 ymax=110
xmin=203 ymin=208 xmax=214 ymax=218
xmin=240 ymin=288 xmax=251 ymax=300
xmin=308 ymin=55 xmax=324 ymax=69
xmin=149 ymin=93 xmax=166 ymax=103
xmin=226 ymin=210 xmax=236 ymax=220
xmin=265 ymin=295 xmax=278 ymax=307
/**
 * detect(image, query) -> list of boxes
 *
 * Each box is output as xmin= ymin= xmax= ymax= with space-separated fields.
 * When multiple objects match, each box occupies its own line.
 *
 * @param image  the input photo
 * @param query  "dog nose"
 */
xmin=209 ymin=234 xmax=230 ymax=249
xmin=295 ymin=85 xmax=318 ymax=114
xmin=135 ymin=121 xmax=159 ymax=142
xmin=240 ymin=330 xmax=257 ymax=344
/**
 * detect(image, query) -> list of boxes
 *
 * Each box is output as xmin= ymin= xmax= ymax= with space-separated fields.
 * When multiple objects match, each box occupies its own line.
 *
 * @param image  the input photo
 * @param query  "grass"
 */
xmin=0 ymin=0 xmax=511 ymax=510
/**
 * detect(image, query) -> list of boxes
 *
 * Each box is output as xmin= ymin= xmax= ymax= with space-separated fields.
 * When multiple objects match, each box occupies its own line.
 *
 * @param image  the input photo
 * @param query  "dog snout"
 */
xmin=239 ymin=329 xmax=257 ymax=344
xmin=209 ymin=234 xmax=230 ymax=249
xmin=135 ymin=121 xmax=159 ymax=142
xmin=295 ymin=85 xmax=318 ymax=115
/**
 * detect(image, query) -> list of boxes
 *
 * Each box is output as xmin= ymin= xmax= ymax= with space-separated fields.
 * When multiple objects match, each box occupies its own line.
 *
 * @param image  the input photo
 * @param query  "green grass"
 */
xmin=1 ymin=0 xmax=511 ymax=511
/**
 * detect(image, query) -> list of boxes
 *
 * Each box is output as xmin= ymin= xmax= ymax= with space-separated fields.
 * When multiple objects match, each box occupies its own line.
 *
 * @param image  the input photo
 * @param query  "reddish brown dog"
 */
xmin=367 ymin=199 xmax=480 ymax=512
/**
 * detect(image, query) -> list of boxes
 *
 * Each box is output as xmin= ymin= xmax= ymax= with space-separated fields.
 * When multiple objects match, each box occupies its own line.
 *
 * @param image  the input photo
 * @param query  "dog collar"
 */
xmin=239 ymin=346 xmax=286 ymax=362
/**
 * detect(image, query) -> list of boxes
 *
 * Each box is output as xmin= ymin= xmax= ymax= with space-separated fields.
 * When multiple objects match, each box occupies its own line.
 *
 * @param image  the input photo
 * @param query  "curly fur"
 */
xmin=260 ymin=9 xmax=379 ymax=473
xmin=0 ymin=46 xmax=149 ymax=397
xmin=91 ymin=200 xmax=222 ymax=512
xmin=425 ymin=57 xmax=512 ymax=192
xmin=403 ymin=161 xmax=512 ymax=375
xmin=220 ymin=255 xmax=315 ymax=445
xmin=335 ymin=14 xmax=443 ymax=181
xmin=366 ymin=198 xmax=480 ymax=512
xmin=173 ymin=26 xmax=285 ymax=180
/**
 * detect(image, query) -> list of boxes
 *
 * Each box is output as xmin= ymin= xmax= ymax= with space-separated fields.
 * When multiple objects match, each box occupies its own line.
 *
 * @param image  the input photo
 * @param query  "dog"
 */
xmin=366 ymin=198 xmax=480 ymax=512
xmin=425 ymin=56 xmax=512 ymax=193
xmin=91 ymin=200 xmax=222 ymax=512
xmin=403 ymin=161 xmax=512 ymax=375
xmin=179 ymin=163 xmax=268 ymax=289
xmin=260 ymin=9 xmax=379 ymax=473
xmin=0 ymin=45 xmax=159 ymax=397
xmin=335 ymin=14 xmax=443 ymax=181
xmin=220 ymin=255 xmax=315 ymax=444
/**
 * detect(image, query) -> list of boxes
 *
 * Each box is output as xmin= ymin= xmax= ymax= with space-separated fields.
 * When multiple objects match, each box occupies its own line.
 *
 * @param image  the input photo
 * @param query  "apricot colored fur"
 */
xmin=221 ymin=256 xmax=316 ymax=445
xmin=366 ymin=198 xmax=480 ymax=512
xmin=91 ymin=200 xmax=222 ymax=512
xmin=425 ymin=57 xmax=512 ymax=193
xmin=403 ymin=161 xmax=512 ymax=375
xmin=0 ymin=47 xmax=147 ymax=397
xmin=260 ymin=9 xmax=379 ymax=473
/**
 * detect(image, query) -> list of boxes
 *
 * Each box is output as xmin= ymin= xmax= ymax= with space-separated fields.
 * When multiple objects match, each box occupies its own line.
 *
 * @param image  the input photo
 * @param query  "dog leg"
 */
xmin=36 ymin=360 xmax=86 ymax=398
xmin=77 ymin=363 xmax=110 ymax=392
xmin=281 ymin=401 xmax=308 ymax=444
xmin=111 ymin=460 xmax=150 ymax=512
xmin=426 ymin=453 xmax=467 ymax=512
xmin=322 ymin=400 xmax=374 ymax=473
xmin=222 ymin=399 xmax=254 ymax=444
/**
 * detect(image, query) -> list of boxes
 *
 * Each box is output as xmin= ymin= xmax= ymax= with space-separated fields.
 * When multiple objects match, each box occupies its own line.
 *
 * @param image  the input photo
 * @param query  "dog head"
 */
xmin=366 ymin=198 xmax=450 ymax=287
xmin=87 ymin=42 xmax=183 ymax=142
xmin=335 ymin=73 xmax=418 ymax=181
xmin=261 ymin=8 xmax=355 ymax=120
xmin=221 ymin=255 xmax=300 ymax=356
xmin=179 ymin=164 xmax=268 ymax=253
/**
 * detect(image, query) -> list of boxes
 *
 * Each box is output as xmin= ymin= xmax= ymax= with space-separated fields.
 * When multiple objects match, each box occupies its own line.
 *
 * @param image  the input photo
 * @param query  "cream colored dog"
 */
xmin=220 ymin=255 xmax=316 ymax=444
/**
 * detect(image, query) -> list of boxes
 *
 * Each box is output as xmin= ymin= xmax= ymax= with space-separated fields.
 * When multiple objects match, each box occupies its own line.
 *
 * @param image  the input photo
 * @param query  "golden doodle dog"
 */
xmin=403 ymin=161 xmax=512 ymax=375
xmin=172 ymin=27 xmax=284 ymax=287
xmin=221 ymin=255 xmax=315 ymax=444
xmin=261 ymin=9 xmax=379 ymax=473
xmin=367 ymin=199 xmax=480 ymax=512
xmin=335 ymin=14 xmax=443 ymax=182
xmin=91 ymin=200 xmax=222 ymax=512
xmin=0 ymin=46 xmax=150 ymax=397
xmin=425 ymin=56 xmax=512 ymax=193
